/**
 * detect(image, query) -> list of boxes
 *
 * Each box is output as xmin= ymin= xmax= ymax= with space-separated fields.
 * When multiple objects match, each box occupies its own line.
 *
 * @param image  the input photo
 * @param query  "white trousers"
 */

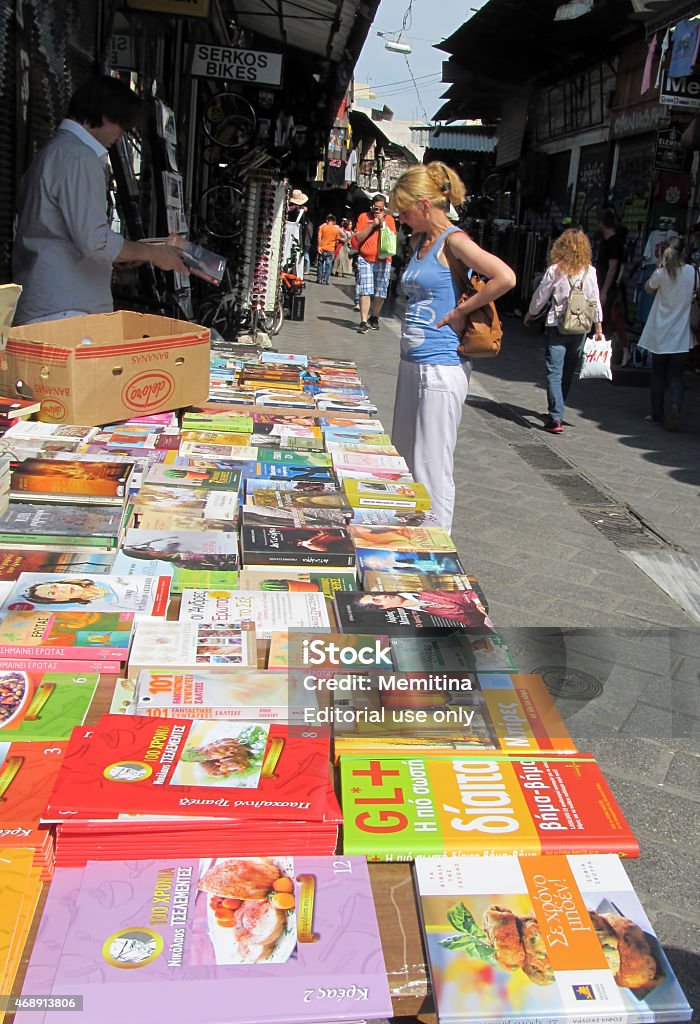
xmin=391 ymin=359 xmax=470 ymax=533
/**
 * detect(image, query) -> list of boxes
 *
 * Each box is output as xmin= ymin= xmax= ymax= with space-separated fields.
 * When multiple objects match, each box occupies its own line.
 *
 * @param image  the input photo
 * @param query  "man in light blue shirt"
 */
xmin=12 ymin=76 xmax=186 ymax=325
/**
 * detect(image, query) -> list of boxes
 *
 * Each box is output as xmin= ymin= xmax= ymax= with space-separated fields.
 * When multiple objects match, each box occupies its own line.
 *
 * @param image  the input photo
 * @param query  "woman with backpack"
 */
xmin=524 ymin=228 xmax=603 ymax=434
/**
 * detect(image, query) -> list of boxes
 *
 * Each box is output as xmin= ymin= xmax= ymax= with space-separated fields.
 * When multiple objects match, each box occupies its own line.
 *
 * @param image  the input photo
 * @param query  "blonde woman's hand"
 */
xmin=523 ymin=312 xmax=534 ymax=326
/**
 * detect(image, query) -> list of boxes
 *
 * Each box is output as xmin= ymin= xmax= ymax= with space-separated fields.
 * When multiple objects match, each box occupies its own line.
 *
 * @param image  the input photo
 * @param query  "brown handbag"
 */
xmin=444 ymin=233 xmax=503 ymax=358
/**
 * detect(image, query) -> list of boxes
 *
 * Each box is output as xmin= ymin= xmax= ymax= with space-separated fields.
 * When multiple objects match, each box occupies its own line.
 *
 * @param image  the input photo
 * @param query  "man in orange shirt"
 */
xmin=351 ymin=194 xmax=397 ymax=333
xmin=317 ymin=214 xmax=341 ymax=285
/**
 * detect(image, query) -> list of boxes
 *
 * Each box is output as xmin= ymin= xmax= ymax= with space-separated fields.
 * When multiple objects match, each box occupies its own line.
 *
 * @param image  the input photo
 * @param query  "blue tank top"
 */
xmin=400 ymin=225 xmax=463 ymax=365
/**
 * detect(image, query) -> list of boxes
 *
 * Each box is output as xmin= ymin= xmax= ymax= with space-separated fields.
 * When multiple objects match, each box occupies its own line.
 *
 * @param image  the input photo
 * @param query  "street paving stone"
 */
xmin=272 ymin=278 xmax=700 ymax=1019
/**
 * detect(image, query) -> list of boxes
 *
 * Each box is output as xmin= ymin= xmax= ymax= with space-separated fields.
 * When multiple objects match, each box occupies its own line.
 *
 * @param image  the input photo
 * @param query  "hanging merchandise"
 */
xmin=668 ymin=19 xmax=700 ymax=80
xmin=641 ymin=33 xmax=657 ymax=94
xmin=655 ymin=27 xmax=671 ymax=88
xmin=242 ymin=172 xmax=287 ymax=327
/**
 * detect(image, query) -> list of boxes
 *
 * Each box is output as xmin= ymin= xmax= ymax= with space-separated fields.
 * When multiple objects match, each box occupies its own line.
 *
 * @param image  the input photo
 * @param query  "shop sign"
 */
xmin=610 ymin=102 xmax=665 ymax=140
xmin=109 ymin=35 xmax=135 ymax=70
xmin=191 ymin=44 xmax=283 ymax=86
xmin=126 ymin=0 xmax=210 ymax=15
xmin=660 ymin=70 xmax=700 ymax=110
xmin=653 ymin=126 xmax=685 ymax=171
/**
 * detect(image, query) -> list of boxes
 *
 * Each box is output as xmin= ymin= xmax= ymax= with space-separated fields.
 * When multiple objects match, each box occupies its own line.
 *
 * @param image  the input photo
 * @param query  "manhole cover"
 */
xmin=534 ymin=666 xmax=605 ymax=700
xmin=514 ymin=445 xmax=573 ymax=471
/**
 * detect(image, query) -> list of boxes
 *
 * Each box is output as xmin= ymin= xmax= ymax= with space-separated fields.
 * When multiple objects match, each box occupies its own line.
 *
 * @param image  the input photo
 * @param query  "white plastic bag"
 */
xmin=579 ymin=334 xmax=612 ymax=381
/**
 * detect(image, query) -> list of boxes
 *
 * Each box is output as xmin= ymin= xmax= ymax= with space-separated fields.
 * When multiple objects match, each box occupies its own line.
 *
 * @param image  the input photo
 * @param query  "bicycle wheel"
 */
xmin=202 ymin=93 xmax=256 ymax=150
xmin=196 ymin=298 xmax=240 ymax=339
xmin=198 ymin=184 xmax=245 ymax=239
xmin=258 ymin=301 xmax=285 ymax=337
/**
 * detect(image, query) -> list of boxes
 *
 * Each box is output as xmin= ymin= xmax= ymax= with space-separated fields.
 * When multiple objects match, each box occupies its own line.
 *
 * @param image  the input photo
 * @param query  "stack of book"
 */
xmin=45 ymin=714 xmax=341 ymax=864
xmin=0 ymin=740 xmax=66 ymax=878
xmin=0 ymin=847 xmax=43 ymax=1004
xmin=0 ymin=454 xmax=9 ymax=516
xmin=0 ymin=395 xmax=41 ymax=436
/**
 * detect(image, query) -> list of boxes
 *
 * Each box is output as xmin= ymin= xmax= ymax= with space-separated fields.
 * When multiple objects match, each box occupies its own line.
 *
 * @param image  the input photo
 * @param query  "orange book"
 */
xmin=341 ymin=753 xmax=639 ymax=860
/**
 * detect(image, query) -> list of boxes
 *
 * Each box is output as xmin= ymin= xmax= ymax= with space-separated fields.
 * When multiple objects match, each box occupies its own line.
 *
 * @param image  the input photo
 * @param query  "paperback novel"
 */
xmin=0 ymin=611 xmax=134 ymax=662
xmin=334 ymin=590 xmax=493 ymax=634
xmin=241 ymin=525 xmax=356 ymax=568
xmin=343 ymin=479 xmax=432 ymax=510
xmin=0 ymin=573 xmax=170 ymax=618
xmin=10 ymin=459 xmax=134 ymax=503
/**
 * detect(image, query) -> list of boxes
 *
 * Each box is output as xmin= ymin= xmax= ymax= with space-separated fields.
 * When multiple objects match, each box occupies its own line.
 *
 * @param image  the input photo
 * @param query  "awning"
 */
xmin=427 ymin=128 xmax=497 ymax=153
xmin=437 ymin=0 xmax=642 ymax=89
xmin=227 ymin=0 xmax=379 ymax=62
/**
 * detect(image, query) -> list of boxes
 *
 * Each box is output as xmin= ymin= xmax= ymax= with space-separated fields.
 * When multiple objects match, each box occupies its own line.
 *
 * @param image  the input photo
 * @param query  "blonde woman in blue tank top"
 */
xmin=389 ymin=163 xmax=515 ymax=532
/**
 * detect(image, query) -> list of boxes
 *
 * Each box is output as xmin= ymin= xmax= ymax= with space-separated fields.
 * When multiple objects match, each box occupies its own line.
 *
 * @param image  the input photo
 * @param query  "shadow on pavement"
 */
xmin=478 ymin=316 xmax=700 ymax=486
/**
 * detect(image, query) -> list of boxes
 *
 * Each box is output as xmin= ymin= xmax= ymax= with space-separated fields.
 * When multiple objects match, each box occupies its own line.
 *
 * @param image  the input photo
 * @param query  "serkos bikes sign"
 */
xmin=191 ymin=44 xmax=283 ymax=86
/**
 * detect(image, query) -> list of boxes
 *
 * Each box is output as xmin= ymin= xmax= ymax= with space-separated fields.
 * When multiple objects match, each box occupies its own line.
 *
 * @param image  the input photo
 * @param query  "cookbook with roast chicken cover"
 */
xmin=16 ymin=855 xmax=393 ymax=1024
xmin=414 ymin=853 xmax=691 ymax=1024
xmin=45 ymin=715 xmax=334 ymax=823
xmin=340 ymin=754 xmax=639 ymax=861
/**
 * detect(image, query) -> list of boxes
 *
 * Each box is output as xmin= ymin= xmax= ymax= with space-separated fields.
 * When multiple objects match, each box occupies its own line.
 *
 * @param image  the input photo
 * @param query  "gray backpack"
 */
xmin=558 ymin=276 xmax=597 ymax=335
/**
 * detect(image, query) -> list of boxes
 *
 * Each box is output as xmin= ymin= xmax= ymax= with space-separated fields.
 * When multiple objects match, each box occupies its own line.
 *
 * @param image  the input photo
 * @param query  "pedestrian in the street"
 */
xmin=332 ymin=218 xmax=353 ymax=277
xmin=596 ymin=208 xmax=631 ymax=367
xmin=637 ymin=237 xmax=696 ymax=431
xmin=389 ymin=162 xmax=515 ymax=532
xmin=351 ymin=193 xmax=397 ymax=333
xmin=316 ymin=214 xmax=341 ymax=285
xmin=524 ymin=228 xmax=603 ymax=434
xmin=12 ymin=75 xmax=187 ymax=325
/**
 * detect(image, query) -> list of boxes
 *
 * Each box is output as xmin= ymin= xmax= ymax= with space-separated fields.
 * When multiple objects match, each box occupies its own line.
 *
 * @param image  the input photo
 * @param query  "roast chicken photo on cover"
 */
xmin=198 ymin=857 xmax=296 ymax=964
xmin=440 ymin=902 xmax=664 ymax=991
